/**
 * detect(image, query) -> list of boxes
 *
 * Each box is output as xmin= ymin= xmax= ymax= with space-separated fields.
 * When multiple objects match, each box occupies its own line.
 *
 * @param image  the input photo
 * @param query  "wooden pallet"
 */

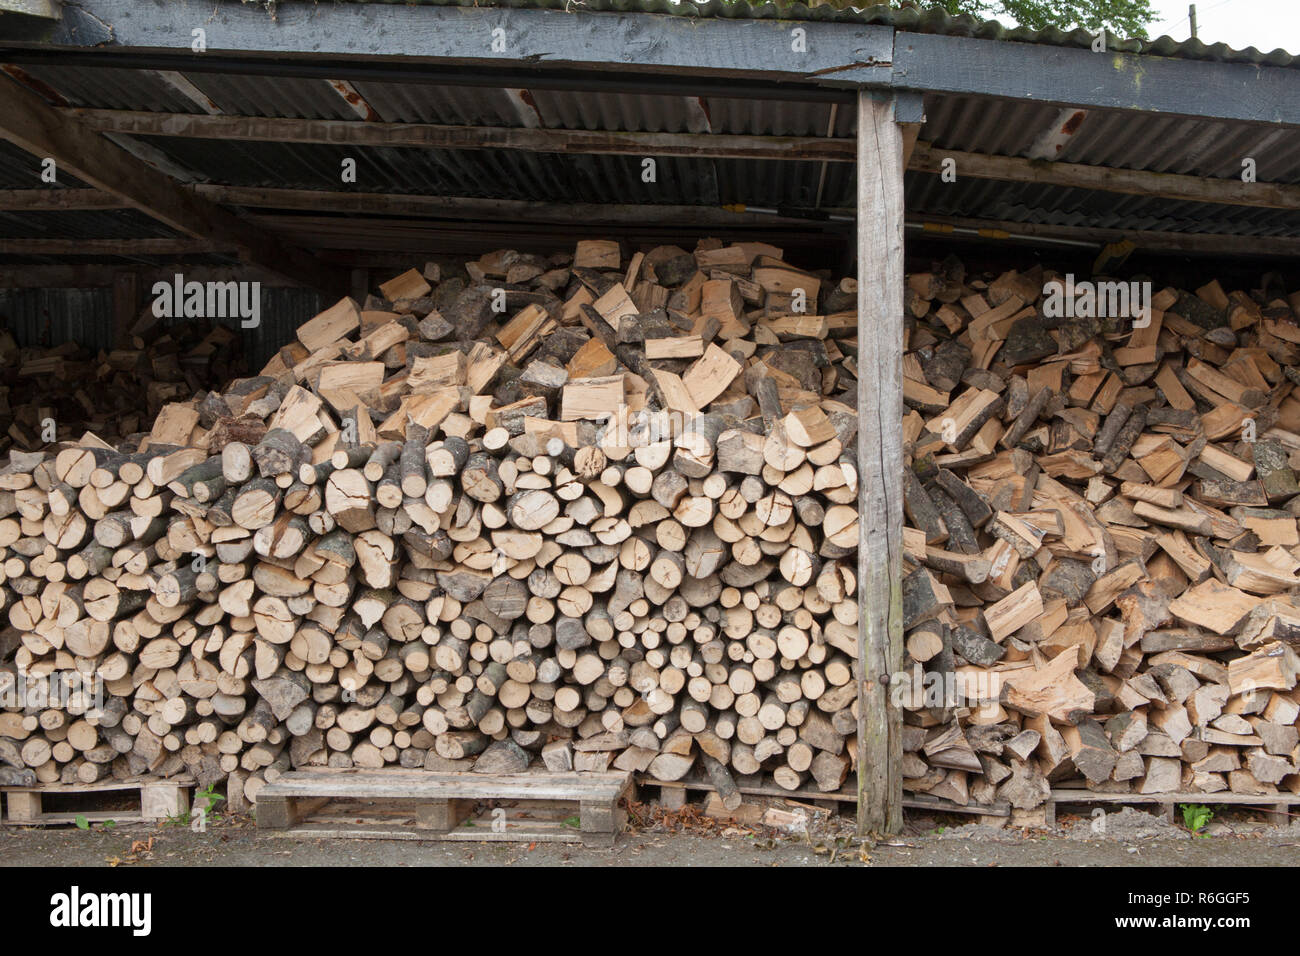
xmin=641 ymin=775 xmax=1010 ymax=818
xmin=255 ymin=768 xmax=634 ymax=846
xmin=1 ymin=774 xmax=193 ymax=826
xmin=1045 ymin=789 xmax=1297 ymax=828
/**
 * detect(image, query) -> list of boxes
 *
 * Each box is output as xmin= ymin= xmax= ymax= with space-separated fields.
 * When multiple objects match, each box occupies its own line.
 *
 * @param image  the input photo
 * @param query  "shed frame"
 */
xmin=2 ymin=0 xmax=1300 ymax=836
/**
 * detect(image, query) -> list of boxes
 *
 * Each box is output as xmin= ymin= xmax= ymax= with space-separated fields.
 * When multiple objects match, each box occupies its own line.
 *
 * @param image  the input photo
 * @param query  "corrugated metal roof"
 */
xmin=184 ymin=73 xmax=359 ymax=121
xmin=348 ymin=81 xmax=529 ymax=127
xmin=313 ymin=0 xmax=1298 ymax=66
xmin=14 ymin=63 xmax=203 ymax=113
xmin=1 ymin=7 xmax=1296 ymax=271
xmin=919 ymin=95 xmax=1300 ymax=185
xmin=0 ymin=209 xmax=180 ymax=240
xmin=127 ymin=134 xmax=853 ymax=208
xmin=0 ymin=140 xmax=89 ymax=188
xmin=30 ymin=62 xmax=849 ymax=139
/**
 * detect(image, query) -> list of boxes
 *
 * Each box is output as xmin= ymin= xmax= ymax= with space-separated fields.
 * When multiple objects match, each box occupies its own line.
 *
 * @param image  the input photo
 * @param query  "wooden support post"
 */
xmin=856 ymin=90 xmax=906 ymax=838
xmin=112 ymin=271 xmax=138 ymax=348
xmin=894 ymin=92 xmax=926 ymax=171
xmin=350 ymin=268 xmax=370 ymax=303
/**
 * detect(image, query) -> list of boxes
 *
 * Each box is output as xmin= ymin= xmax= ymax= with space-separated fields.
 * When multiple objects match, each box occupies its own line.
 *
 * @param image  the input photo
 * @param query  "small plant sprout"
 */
xmin=1180 ymin=804 xmax=1213 ymax=836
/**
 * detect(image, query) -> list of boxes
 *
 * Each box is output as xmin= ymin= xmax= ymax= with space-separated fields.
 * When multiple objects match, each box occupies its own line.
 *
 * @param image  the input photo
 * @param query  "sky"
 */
xmin=1142 ymin=0 xmax=1300 ymax=52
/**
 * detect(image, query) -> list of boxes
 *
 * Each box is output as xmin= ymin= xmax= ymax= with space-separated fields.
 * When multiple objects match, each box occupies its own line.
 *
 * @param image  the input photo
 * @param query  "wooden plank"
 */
xmin=907 ymin=213 xmax=1300 ymax=259
xmin=892 ymin=31 xmax=1300 ymax=129
xmin=254 ymin=769 xmax=630 ymax=844
xmin=192 ymin=185 xmax=836 ymax=229
xmin=1050 ymin=789 xmax=1294 ymax=806
xmin=0 ymin=188 xmax=127 ymax=210
xmin=0 ymin=774 xmax=195 ymax=795
xmin=257 ymin=768 xmax=629 ymax=803
xmin=0 ymin=238 xmax=230 ymax=256
xmin=39 ymin=2 xmax=889 ymax=99
xmin=856 ymin=91 xmax=905 ymax=837
xmin=645 ymin=775 xmax=1009 ymax=817
xmin=43 ymin=0 xmax=1300 ymax=130
xmin=1 ymin=774 xmax=194 ymax=825
xmin=72 ymin=109 xmax=857 ymax=163
xmin=910 ymin=141 xmax=1300 ymax=211
xmin=0 ymin=263 xmax=304 ymax=288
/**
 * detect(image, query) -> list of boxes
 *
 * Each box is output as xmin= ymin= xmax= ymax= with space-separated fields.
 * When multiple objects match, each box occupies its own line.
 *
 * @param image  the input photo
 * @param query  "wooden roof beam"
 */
xmin=0 ymin=75 xmax=343 ymax=294
xmin=909 ymin=141 xmax=1300 ymax=211
xmin=0 ymin=263 xmax=304 ymax=288
xmin=0 ymin=238 xmax=230 ymax=256
xmin=63 ymin=108 xmax=1300 ymax=211
xmin=189 ymin=185 xmax=843 ymax=226
xmin=907 ymin=215 xmax=1300 ymax=258
xmin=69 ymin=108 xmax=857 ymax=163
xmin=0 ymin=188 xmax=127 ymax=210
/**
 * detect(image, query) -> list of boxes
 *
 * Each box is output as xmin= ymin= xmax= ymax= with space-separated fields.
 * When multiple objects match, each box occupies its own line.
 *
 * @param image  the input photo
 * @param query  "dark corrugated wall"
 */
xmin=0 ymin=288 xmax=114 ymax=351
xmin=0 ymin=286 xmax=323 ymax=373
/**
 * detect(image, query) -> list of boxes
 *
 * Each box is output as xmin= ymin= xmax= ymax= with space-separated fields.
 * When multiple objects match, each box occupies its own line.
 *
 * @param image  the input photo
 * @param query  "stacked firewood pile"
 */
xmin=5 ymin=238 xmax=1300 ymax=815
xmin=0 ymin=316 xmax=243 ymax=454
xmin=902 ymin=261 xmax=1300 ymax=809
xmin=0 ymin=240 xmax=865 ymax=806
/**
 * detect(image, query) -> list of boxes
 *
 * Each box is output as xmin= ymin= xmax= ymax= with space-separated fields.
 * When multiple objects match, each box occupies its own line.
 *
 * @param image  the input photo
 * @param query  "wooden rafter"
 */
xmin=0 ymin=77 xmax=341 ymax=293
xmin=0 ymin=238 xmax=231 ymax=256
xmin=189 ymin=186 xmax=834 ymax=225
xmin=0 ymin=264 xmax=303 ymax=288
xmin=910 ymin=141 xmax=1300 ymax=211
xmin=5 ymin=184 xmax=1295 ymax=260
xmin=51 ymin=107 xmax=1300 ymax=212
xmin=0 ymin=188 xmax=127 ymax=210
xmin=908 ymin=214 xmax=1300 ymax=257
xmin=69 ymin=108 xmax=857 ymax=163
xmin=324 ymin=79 xmax=380 ymax=122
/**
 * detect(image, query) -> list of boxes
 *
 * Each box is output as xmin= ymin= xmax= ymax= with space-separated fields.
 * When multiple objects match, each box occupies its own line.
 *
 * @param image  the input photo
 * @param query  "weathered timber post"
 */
xmin=856 ymin=89 xmax=907 ymax=837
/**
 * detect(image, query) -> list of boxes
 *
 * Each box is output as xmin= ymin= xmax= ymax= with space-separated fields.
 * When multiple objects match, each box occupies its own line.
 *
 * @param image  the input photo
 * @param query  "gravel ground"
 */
xmin=3 ymin=805 xmax=1299 ymax=867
